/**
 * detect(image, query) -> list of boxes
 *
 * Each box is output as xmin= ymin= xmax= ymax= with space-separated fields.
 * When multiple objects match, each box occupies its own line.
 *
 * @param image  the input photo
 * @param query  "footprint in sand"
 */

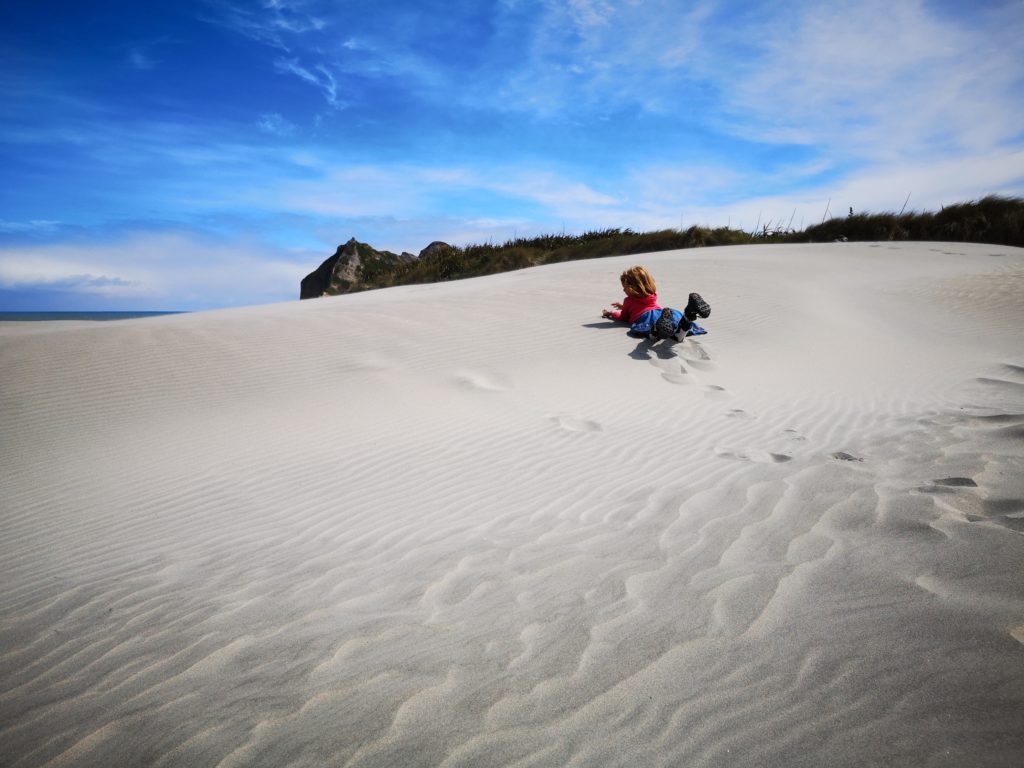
xmin=715 ymin=447 xmax=792 ymax=463
xmin=453 ymin=370 xmax=509 ymax=392
xmin=725 ymin=409 xmax=756 ymax=420
xmin=683 ymin=357 xmax=716 ymax=372
xmin=647 ymin=356 xmax=685 ymax=372
xmin=682 ymin=342 xmax=716 ymax=371
xmin=976 ymin=499 xmax=1024 ymax=531
xmin=689 ymin=342 xmax=711 ymax=359
xmin=548 ymin=413 xmax=603 ymax=433
xmin=932 ymin=477 xmax=978 ymax=487
xmin=704 ymin=384 xmax=729 ymax=399
xmin=639 ymin=340 xmax=717 ymax=386
xmin=974 ymin=376 xmax=1024 ymax=393
xmin=831 ymin=451 xmax=864 ymax=462
xmin=661 ymin=371 xmax=691 ymax=385
xmin=646 ymin=356 xmax=693 ymax=386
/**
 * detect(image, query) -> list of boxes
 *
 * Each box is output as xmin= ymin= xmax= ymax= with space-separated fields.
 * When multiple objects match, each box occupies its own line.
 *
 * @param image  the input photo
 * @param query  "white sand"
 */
xmin=2 ymin=241 xmax=1023 ymax=767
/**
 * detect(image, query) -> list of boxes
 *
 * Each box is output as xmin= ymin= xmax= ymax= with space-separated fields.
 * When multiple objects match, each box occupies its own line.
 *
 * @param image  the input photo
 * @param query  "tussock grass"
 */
xmin=796 ymin=195 xmax=1023 ymax=246
xmin=361 ymin=227 xmax=759 ymax=289
xmin=330 ymin=196 xmax=1024 ymax=293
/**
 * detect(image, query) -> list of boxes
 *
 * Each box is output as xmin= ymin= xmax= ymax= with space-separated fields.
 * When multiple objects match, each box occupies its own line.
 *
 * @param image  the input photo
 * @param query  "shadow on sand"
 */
xmin=582 ymin=321 xmax=684 ymax=361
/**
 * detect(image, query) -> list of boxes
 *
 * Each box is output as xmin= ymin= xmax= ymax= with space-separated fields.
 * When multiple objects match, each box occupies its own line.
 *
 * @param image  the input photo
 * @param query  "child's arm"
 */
xmin=602 ymin=301 xmax=624 ymax=320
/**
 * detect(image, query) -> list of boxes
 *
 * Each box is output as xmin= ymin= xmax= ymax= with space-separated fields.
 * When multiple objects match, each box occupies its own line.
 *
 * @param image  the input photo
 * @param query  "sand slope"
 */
xmin=2 ymin=242 xmax=1023 ymax=767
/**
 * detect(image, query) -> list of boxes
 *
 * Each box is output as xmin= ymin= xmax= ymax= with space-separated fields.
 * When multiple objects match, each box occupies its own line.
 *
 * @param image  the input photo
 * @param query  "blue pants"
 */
xmin=627 ymin=309 xmax=707 ymax=339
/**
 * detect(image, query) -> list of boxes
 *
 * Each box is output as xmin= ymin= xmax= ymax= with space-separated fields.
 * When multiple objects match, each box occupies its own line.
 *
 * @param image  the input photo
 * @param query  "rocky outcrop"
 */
xmin=417 ymin=241 xmax=454 ymax=260
xmin=300 ymin=238 xmax=415 ymax=299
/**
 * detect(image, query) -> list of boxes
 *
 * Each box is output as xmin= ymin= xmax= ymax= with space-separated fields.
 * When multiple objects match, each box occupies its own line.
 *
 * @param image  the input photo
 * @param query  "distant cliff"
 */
xmin=300 ymin=238 xmax=419 ymax=298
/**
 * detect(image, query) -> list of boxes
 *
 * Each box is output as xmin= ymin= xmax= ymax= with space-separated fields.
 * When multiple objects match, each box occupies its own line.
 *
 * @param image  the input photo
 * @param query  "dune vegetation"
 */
xmin=800 ymin=194 xmax=1023 ymax=247
xmin=317 ymin=195 xmax=1024 ymax=294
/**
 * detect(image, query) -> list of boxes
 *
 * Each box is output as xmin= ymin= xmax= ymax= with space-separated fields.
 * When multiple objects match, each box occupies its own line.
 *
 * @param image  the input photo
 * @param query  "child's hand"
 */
xmin=601 ymin=309 xmax=615 ymax=319
xmin=611 ymin=302 xmax=623 ymax=309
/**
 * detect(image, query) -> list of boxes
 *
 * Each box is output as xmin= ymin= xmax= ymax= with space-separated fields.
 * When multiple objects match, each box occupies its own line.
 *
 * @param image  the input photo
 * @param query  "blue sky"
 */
xmin=2 ymin=0 xmax=1023 ymax=310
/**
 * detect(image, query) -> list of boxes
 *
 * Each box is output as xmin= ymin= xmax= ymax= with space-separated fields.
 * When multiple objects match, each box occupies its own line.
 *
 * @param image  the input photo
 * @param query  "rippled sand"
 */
xmin=2 ymin=242 xmax=1022 ymax=767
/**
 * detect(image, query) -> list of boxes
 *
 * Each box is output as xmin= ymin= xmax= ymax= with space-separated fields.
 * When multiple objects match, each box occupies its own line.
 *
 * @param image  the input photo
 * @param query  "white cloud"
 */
xmin=714 ymin=0 xmax=1024 ymax=160
xmin=341 ymin=37 xmax=369 ymax=51
xmin=567 ymin=0 xmax=615 ymax=28
xmin=257 ymin=112 xmax=298 ymax=136
xmin=479 ymin=0 xmax=1024 ymax=190
xmin=626 ymin=147 xmax=1024 ymax=234
xmin=486 ymin=0 xmax=1024 ymax=227
xmin=0 ymin=234 xmax=310 ymax=308
xmin=128 ymin=48 xmax=155 ymax=70
xmin=273 ymin=57 xmax=344 ymax=108
xmin=488 ymin=170 xmax=619 ymax=209
xmin=201 ymin=0 xmax=328 ymax=48
xmin=483 ymin=0 xmax=715 ymax=115
xmin=199 ymin=1 xmax=355 ymax=110
xmin=244 ymin=161 xmax=621 ymax=224
xmin=0 ymin=219 xmax=63 ymax=234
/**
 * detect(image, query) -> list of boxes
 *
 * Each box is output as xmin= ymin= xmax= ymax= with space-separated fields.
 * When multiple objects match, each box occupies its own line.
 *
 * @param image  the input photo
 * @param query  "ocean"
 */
xmin=0 ymin=311 xmax=186 ymax=322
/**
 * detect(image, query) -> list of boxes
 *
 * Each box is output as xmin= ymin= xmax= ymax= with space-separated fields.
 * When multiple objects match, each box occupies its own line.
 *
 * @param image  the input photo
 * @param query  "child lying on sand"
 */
xmin=601 ymin=266 xmax=710 ymax=340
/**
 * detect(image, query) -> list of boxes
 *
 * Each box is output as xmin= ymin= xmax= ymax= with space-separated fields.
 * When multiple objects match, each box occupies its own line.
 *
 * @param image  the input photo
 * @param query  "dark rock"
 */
xmin=418 ymin=241 xmax=454 ymax=259
xmin=300 ymin=247 xmax=342 ymax=299
xmin=300 ymin=238 xmax=414 ymax=299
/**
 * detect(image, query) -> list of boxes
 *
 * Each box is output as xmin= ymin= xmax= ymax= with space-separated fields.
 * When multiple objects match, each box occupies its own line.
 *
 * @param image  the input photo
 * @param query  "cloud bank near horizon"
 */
xmin=2 ymin=0 xmax=1022 ymax=309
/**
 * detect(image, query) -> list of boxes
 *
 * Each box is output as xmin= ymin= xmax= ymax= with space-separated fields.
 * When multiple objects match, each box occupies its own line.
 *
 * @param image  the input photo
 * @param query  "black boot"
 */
xmin=653 ymin=308 xmax=677 ymax=340
xmin=684 ymin=292 xmax=710 ymax=321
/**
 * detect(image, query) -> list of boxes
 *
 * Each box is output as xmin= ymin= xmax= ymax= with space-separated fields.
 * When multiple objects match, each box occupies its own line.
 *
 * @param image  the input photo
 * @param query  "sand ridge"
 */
xmin=1 ymin=242 xmax=1023 ymax=767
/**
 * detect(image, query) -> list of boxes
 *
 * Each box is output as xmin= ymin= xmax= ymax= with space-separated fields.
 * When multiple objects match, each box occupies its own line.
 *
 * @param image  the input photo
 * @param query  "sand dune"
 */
xmin=2 ymin=242 xmax=1023 ymax=767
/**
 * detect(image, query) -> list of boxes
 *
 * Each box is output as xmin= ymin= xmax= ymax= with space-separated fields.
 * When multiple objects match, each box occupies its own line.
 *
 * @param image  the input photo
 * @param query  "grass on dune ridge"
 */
xmin=323 ymin=195 xmax=1024 ymax=293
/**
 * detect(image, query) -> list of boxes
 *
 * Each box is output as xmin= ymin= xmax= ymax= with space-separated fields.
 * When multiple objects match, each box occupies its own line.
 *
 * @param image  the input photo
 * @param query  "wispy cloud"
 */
xmin=0 ymin=250 xmax=140 ymax=296
xmin=624 ymin=147 xmax=1024 ymax=234
xmin=0 ymin=233 xmax=310 ymax=308
xmin=199 ymin=0 xmax=344 ymax=111
xmin=119 ymin=35 xmax=178 ymax=73
xmin=719 ymin=0 xmax=1024 ymax=161
xmin=199 ymin=0 xmax=327 ymax=51
xmin=257 ymin=112 xmax=298 ymax=136
xmin=272 ymin=57 xmax=344 ymax=108
xmin=566 ymin=0 xmax=615 ymax=28
xmin=244 ymin=159 xmax=622 ymax=226
xmin=479 ymin=0 xmax=715 ymax=116
xmin=127 ymin=48 xmax=155 ymax=70
xmin=0 ymin=219 xmax=63 ymax=235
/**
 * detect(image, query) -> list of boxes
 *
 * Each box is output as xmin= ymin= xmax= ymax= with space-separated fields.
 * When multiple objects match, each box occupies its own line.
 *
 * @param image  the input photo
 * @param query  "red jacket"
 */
xmin=611 ymin=292 xmax=660 ymax=323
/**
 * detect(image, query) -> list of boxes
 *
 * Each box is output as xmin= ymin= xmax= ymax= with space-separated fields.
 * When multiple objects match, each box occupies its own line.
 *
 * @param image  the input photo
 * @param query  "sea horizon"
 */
xmin=0 ymin=311 xmax=188 ymax=322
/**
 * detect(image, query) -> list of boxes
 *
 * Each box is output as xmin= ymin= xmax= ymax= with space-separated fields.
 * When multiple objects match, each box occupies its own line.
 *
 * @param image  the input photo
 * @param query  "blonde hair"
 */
xmin=620 ymin=266 xmax=656 ymax=297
